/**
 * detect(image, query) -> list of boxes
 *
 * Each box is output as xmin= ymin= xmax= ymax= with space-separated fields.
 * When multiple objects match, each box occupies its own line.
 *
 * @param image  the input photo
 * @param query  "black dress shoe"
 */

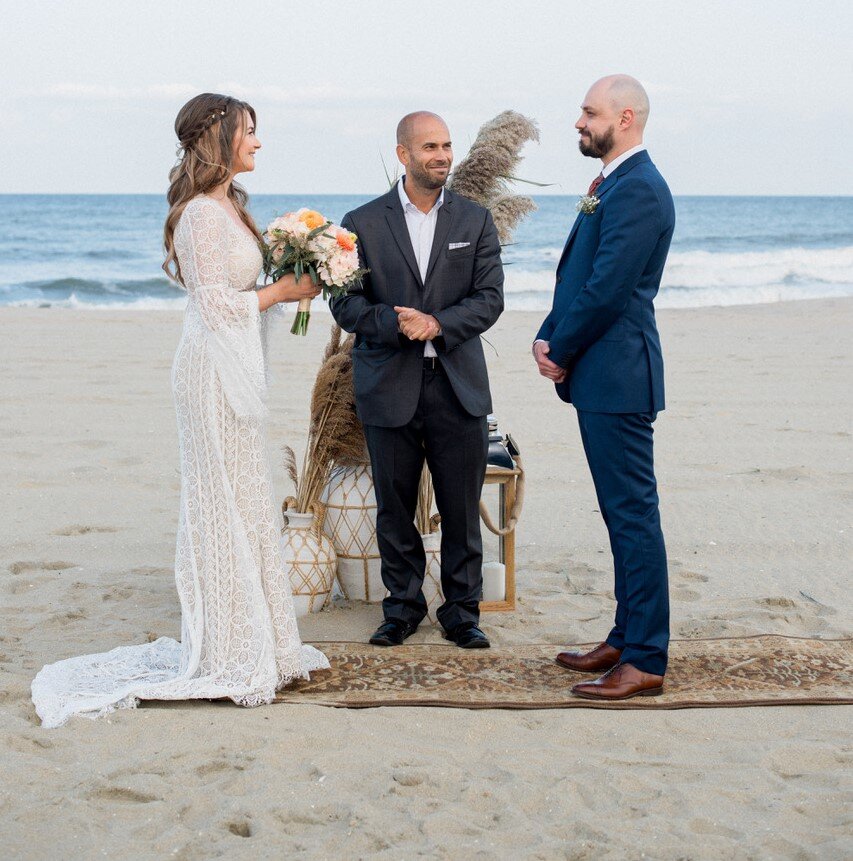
xmin=443 ymin=623 xmax=490 ymax=649
xmin=369 ymin=619 xmax=416 ymax=647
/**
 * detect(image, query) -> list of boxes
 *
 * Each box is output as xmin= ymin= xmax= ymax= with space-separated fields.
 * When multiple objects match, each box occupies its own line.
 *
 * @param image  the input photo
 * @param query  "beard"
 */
xmin=578 ymin=126 xmax=615 ymax=159
xmin=407 ymin=158 xmax=450 ymax=190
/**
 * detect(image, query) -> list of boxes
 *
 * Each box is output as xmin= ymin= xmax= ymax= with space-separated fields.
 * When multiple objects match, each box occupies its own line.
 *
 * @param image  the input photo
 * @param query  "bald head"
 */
xmin=396 ymin=111 xmax=447 ymax=148
xmin=588 ymin=75 xmax=650 ymax=130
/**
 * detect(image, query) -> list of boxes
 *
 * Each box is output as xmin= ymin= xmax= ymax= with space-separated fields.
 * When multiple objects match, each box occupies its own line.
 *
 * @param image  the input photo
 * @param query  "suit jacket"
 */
xmin=536 ymin=151 xmax=675 ymax=413
xmin=329 ymin=184 xmax=504 ymax=427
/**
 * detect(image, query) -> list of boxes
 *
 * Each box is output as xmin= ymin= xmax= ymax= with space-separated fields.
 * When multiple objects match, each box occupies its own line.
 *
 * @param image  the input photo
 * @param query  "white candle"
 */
xmin=482 ymin=562 xmax=505 ymax=602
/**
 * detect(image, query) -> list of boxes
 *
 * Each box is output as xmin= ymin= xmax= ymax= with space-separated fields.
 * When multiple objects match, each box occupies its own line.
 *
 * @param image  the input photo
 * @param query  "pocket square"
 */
xmin=448 ymin=241 xmax=470 ymax=250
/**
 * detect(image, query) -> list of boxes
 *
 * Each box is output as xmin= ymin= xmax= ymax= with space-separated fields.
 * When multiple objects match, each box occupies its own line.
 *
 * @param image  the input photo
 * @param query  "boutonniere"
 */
xmin=576 ymin=195 xmax=600 ymax=215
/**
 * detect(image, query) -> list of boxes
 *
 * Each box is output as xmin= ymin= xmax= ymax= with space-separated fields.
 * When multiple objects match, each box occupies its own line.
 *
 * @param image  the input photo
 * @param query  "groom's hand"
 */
xmin=394 ymin=306 xmax=441 ymax=341
xmin=533 ymin=340 xmax=566 ymax=383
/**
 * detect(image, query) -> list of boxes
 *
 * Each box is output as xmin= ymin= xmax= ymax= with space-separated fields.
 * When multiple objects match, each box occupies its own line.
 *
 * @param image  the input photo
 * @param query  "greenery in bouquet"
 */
xmin=263 ymin=208 xmax=367 ymax=335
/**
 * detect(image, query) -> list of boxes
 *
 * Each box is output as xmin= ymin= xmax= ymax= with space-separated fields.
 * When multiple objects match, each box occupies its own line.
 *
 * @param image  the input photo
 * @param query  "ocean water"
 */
xmin=1 ymin=194 xmax=851 ymax=311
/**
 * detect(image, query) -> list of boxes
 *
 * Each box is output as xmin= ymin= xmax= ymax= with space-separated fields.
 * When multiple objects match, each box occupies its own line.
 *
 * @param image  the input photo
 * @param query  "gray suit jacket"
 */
xmin=329 ymin=184 xmax=504 ymax=427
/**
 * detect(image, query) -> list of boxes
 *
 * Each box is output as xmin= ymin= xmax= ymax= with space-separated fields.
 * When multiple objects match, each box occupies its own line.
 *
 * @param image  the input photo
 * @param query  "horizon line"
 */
xmin=2 ymin=192 xmax=852 ymax=198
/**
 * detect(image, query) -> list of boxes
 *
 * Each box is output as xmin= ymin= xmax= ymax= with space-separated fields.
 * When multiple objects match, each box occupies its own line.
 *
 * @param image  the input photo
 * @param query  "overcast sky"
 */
xmin=2 ymin=0 xmax=850 ymax=196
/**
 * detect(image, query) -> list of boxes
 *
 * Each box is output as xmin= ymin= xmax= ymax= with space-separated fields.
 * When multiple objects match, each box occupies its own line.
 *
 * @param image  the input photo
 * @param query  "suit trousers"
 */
xmin=576 ymin=409 xmax=670 ymax=675
xmin=363 ymin=362 xmax=488 ymax=632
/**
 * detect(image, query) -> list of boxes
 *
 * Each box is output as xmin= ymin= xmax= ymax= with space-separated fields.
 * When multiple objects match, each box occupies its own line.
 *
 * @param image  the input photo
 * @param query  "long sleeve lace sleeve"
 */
xmin=175 ymin=198 xmax=268 ymax=419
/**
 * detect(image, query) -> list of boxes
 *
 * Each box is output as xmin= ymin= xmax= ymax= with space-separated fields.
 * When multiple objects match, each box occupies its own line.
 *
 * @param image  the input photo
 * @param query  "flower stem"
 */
xmin=291 ymin=310 xmax=311 ymax=336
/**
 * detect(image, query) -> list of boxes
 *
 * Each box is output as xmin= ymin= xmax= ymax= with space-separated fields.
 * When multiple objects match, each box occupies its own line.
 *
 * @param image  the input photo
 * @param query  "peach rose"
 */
xmin=299 ymin=210 xmax=325 ymax=230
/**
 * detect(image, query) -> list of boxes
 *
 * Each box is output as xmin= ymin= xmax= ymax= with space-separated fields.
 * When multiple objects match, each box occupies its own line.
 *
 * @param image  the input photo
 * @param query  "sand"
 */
xmin=1 ymin=299 xmax=851 ymax=859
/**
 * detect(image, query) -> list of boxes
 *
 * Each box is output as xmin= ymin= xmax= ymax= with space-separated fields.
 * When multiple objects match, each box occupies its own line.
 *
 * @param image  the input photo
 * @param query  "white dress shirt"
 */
xmin=398 ymin=176 xmax=444 ymax=358
xmin=601 ymin=144 xmax=646 ymax=178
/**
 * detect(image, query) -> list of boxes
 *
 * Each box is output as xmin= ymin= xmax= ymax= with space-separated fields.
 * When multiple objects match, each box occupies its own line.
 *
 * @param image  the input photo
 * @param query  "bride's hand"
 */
xmin=275 ymin=272 xmax=322 ymax=303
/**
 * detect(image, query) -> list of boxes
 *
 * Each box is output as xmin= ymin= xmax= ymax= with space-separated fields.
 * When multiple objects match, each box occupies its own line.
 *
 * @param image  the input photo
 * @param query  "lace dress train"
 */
xmin=32 ymin=196 xmax=328 ymax=728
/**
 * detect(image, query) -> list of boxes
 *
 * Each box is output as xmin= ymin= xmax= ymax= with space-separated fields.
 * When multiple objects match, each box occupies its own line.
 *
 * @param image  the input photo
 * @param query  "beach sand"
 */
xmin=1 ymin=299 xmax=851 ymax=859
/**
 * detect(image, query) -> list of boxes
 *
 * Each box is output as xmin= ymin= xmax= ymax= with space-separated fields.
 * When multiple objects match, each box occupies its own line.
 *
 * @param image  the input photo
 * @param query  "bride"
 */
xmin=32 ymin=93 xmax=329 ymax=728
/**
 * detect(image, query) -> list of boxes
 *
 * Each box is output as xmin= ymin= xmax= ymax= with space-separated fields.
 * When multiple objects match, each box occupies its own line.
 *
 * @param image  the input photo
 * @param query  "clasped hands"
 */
xmin=533 ymin=340 xmax=567 ymax=384
xmin=394 ymin=306 xmax=441 ymax=341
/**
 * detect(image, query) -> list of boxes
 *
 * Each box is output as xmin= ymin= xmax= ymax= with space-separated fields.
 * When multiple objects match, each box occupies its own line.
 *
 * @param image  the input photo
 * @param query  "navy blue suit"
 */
xmin=537 ymin=150 xmax=674 ymax=675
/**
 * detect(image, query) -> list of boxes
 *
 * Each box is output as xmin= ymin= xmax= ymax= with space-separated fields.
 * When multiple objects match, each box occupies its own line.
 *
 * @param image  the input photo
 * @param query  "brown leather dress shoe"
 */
xmin=555 ymin=642 xmax=622 ymax=673
xmin=571 ymin=663 xmax=664 ymax=700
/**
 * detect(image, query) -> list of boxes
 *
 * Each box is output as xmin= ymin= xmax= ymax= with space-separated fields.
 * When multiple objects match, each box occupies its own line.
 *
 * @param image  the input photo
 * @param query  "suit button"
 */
xmin=556 ymin=276 xmax=562 ymax=284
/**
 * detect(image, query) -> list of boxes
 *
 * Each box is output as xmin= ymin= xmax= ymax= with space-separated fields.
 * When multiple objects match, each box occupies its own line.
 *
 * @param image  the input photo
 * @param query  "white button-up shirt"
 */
xmin=398 ymin=176 xmax=444 ymax=358
xmin=602 ymin=144 xmax=646 ymax=178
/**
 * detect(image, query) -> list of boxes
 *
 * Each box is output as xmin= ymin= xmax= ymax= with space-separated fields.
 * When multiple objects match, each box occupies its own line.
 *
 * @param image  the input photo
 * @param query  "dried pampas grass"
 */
xmin=283 ymin=323 xmax=368 ymax=513
xmin=449 ymin=110 xmax=540 ymax=243
xmin=415 ymin=462 xmax=436 ymax=536
xmin=489 ymin=194 xmax=538 ymax=243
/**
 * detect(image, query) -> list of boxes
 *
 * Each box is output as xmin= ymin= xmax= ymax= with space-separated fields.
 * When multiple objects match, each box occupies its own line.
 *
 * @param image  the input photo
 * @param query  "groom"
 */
xmin=330 ymin=111 xmax=504 ymax=649
xmin=534 ymin=75 xmax=675 ymax=699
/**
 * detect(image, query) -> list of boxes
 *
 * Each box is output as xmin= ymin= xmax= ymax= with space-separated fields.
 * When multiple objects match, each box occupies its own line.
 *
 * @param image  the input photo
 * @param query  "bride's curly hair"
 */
xmin=163 ymin=93 xmax=264 ymax=286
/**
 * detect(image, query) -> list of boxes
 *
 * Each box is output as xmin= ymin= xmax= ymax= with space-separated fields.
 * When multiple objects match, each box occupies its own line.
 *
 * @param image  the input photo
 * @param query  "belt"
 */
xmin=423 ymin=356 xmax=442 ymax=371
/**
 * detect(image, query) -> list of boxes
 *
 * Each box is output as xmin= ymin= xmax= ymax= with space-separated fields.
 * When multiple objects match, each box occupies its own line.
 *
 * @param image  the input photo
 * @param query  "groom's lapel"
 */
xmin=384 ymin=185 xmax=423 ymax=288
xmin=595 ymin=150 xmax=650 ymax=200
xmin=556 ymin=210 xmax=585 ymax=270
xmin=556 ymin=152 xmax=651 ymax=269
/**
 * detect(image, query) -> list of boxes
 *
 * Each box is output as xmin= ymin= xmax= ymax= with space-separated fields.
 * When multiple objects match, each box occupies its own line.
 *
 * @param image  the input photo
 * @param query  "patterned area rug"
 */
xmin=276 ymin=636 xmax=853 ymax=710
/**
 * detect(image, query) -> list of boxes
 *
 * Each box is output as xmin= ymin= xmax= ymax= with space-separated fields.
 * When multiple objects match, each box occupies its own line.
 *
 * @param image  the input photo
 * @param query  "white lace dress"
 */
xmin=32 ymin=196 xmax=328 ymax=729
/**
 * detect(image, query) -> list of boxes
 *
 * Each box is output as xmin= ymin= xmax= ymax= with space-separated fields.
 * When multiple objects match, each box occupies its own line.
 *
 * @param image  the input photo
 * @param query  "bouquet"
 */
xmin=263 ymin=209 xmax=366 ymax=335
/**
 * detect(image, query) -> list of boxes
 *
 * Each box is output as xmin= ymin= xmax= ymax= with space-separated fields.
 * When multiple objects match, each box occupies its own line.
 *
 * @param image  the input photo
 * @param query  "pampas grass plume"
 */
xmin=449 ymin=110 xmax=540 ymax=244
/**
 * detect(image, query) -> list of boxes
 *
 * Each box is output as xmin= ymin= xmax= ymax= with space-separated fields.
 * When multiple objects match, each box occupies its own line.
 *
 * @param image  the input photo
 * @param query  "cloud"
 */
xmin=34 ymin=81 xmax=397 ymax=106
xmin=44 ymin=82 xmax=199 ymax=101
xmin=214 ymin=81 xmax=458 ymax=110
xmin=28 ymin=80 xmax=498 ymax=111
xmin=641 ymin=81 xmax=693 ymax=98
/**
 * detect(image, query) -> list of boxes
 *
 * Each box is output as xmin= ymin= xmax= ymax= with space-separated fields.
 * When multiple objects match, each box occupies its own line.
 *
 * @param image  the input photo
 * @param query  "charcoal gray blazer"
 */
xmin=329 ymin=183 xmax=504 ymax=427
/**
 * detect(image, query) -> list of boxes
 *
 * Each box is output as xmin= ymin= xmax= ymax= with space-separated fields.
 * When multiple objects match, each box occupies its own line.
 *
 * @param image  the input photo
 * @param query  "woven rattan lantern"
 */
xmin=321 ymin=464 xmax=384 ymax=602
xmin=280 ymin=499 xmax=337 ymax=616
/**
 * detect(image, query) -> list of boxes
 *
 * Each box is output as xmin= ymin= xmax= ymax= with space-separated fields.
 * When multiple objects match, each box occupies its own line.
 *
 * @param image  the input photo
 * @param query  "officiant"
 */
xmin=329 ymin=111 xmax=504 ymax=650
